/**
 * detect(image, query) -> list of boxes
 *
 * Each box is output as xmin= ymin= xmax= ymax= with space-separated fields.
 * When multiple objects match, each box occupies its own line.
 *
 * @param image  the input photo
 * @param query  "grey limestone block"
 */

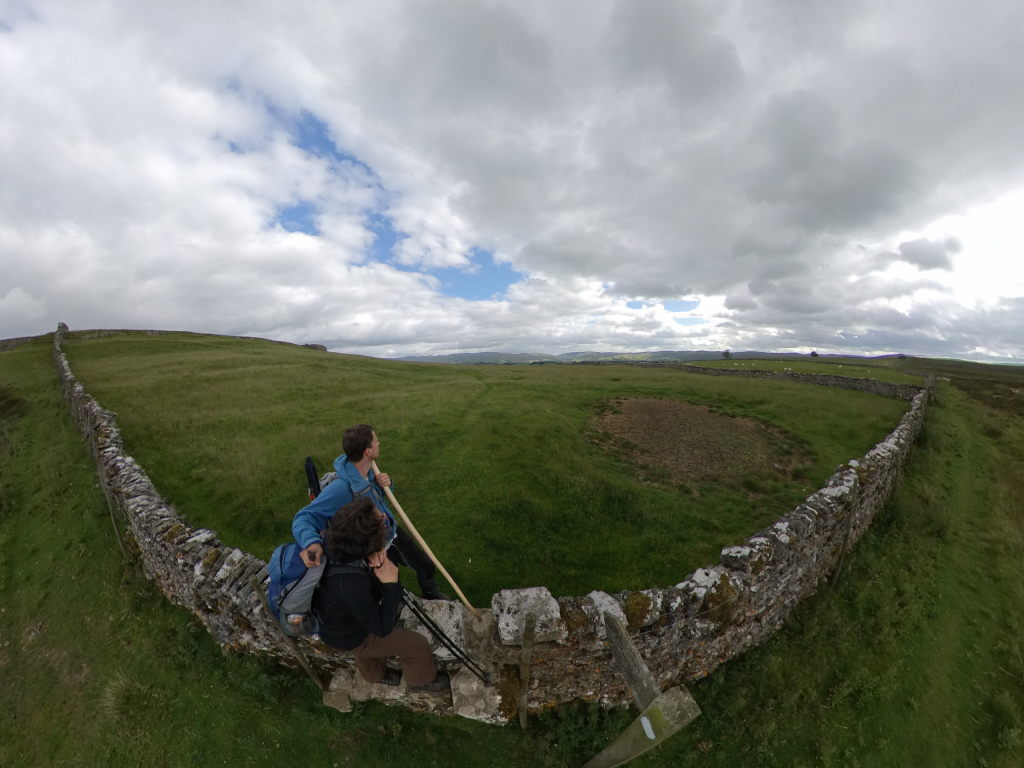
xmin=226 ymin=559 xmax=264 ymax=594
xmin=720 ymin=544 xmax=767 ymax=574
xmin=349 ymin=669 xmax=454 ymax=716
xmin=782 ymin=509 xmax=816 ymax=537
xmin=400 ymin=597 xmax=467 ymax=662
xmin=450 ymin=668 xmax=506 ymax=724
xmin=673 ymin=566 xmax=739 ymax=623
xmin=491 ymin=587 xmax=566 ymax=645
xmin=613 ymin=587 xmax=664 ymax=628
xmin=185 ymin=529 xmax=218 ymax=547
xmin=820 ymin=468 xmax=859 ymax=500
xmin=214 ymin=549 xmax=245 ymax=582
xmin=323 ymin=668 xmax=355 ymax=713
xmin=581 ymin=591 xmax=627 ymax=641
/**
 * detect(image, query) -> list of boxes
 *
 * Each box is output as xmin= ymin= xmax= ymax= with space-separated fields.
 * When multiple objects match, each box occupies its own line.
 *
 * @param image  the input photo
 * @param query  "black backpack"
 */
xmin=267 ymin=544 xmax=365 ymax=637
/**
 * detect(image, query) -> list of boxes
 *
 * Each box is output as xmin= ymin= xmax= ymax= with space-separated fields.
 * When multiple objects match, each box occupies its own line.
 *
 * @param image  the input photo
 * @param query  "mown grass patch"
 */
xmin=62 ymin=332 xmax=908 ymax=598
xmin=593 ymin=397 xmax=812 ymax=493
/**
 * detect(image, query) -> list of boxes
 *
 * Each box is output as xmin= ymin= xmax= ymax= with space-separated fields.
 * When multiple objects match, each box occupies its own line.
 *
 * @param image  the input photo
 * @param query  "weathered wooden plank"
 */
xmin=603 ymin=612 xmax=660 ymax=710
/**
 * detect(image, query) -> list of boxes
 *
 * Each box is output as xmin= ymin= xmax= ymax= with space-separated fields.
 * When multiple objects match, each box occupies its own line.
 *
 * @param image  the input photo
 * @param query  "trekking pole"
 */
xmin=401 ymin=588 xmax=492 ymax=685
xmin=304 ymin=456 xmax=321 ymax=499
xmin=372 ymin=461 xmax=481 ymax=619
xmin=251 ymin=576 xmax=326 ymax=693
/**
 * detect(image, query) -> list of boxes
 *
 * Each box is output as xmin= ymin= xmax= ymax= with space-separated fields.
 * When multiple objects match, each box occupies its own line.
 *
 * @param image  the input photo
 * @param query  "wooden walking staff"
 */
xmin=372 ymin=460 xmax=481 ymax=619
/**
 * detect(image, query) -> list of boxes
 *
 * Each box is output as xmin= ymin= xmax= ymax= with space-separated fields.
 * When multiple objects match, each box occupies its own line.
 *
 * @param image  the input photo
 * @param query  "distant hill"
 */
xmin=395 ymin=349 xmax=822 ymax=364
xmin=396 ymin=351 xmax=561 ymax=364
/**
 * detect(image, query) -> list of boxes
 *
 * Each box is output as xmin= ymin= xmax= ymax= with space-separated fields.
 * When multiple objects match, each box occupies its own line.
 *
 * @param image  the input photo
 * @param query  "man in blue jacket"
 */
xmin=292 ymin=423 xmax=450 ymax=600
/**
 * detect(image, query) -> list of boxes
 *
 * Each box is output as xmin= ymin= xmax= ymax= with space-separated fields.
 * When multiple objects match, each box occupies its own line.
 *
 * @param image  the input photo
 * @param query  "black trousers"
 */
xmin=388 ymin=528 xmax=437 ymax=592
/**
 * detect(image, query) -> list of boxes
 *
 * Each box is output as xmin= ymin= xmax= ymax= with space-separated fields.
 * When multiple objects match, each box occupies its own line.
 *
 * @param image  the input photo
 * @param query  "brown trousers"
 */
xmin=352 ymin=628 xmax=436 ymax=687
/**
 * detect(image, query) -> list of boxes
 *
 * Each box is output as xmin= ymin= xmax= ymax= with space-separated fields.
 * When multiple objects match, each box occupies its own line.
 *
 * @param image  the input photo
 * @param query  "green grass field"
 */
xmin=60 ymin=331 xmax=907 ymax=598
xmin=2 ymin=335 xmax=1021 ymax=767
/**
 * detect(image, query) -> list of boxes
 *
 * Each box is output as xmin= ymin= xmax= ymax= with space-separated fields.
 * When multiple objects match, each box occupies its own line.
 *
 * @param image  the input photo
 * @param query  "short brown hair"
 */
xmin=342 ymin=424 xmax=375 ymax=461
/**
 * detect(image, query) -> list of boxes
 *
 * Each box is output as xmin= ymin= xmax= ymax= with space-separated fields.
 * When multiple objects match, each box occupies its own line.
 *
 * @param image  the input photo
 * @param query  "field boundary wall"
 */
xmin=51 ymin=324 xmax=931 ymax=722
xmin=573 ymin=359 xmax=920 ymax=399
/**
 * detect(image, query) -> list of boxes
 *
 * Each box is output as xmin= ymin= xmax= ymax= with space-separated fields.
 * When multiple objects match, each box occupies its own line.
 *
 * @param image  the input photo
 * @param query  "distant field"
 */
xmin=61 ymin=331 xmax=908 ymax=599
xmin=692 ymin=357 xmax=921 ymax=384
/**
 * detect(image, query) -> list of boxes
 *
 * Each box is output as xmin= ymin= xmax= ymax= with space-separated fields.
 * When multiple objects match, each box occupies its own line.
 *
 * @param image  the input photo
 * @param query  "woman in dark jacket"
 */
xmin=314 ymin=496 xmax=449 ymax=693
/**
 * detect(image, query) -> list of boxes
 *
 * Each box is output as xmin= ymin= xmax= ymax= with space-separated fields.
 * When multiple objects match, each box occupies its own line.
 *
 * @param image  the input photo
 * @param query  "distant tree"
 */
xmin=722 ymin=349 xmax=732 ymax=359
xmin=810 ymin=350 xmax=819 ymax=358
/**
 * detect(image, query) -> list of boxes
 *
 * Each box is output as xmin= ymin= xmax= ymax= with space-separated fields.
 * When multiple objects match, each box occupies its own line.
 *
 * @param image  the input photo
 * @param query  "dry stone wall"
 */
xmin=573 ymin=359 xmax=920 ymax=400
xmin=678 ymin=362 xmax=922 ymax=400
xmin=52 ymin=325 xmax=929 ymax=723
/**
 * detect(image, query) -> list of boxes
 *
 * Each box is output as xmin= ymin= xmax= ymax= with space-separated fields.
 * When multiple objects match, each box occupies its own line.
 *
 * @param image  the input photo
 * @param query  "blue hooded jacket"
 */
xmin=291 ymin=454 xmax=398 ymax=553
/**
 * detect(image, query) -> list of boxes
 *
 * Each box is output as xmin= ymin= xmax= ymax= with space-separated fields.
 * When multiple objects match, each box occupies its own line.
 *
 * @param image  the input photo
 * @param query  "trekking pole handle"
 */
xmin=372 ymin=461 xmax=481 ymax=619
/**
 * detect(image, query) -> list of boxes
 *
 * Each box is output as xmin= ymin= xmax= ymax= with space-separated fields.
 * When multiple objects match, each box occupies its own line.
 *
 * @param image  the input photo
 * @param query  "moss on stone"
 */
xmin=163 ymin=524 xmax=184 ymax=542
xmin=202 ymin=548 xmax=221 ymax=568
xmin=704 ymin=577 xmax=740 ymax=625
xmin=559 ymin=602 xmax=589 ymax=639
xmin=495 ymin=664 xmax=522 ymax=720
xmin=623 ymin=591 xmax=653 ymax=630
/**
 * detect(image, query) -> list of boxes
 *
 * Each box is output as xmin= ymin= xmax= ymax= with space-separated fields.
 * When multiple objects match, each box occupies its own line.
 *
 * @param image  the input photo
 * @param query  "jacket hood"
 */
xmin=333 ymin=454 xmax=371 ymax=491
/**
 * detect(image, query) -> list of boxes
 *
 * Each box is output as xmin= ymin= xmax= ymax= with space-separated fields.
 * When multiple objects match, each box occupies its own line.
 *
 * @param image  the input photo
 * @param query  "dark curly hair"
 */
xmin=324 ymin=496 xmax=386 ymax=561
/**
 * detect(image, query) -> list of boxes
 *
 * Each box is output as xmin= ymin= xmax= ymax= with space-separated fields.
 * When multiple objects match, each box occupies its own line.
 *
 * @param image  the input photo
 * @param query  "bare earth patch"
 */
xmin=594 ymin=398 xmax=806 ymax=487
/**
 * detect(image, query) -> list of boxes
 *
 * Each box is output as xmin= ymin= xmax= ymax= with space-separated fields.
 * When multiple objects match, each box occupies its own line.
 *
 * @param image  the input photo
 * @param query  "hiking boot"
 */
xmin=419 ymin=578 xmax=453 ymax=601
xmin=379 ymin=668 xmax=402 ymax=687
xmin=409 ymin=671 xmax=450 ymax=696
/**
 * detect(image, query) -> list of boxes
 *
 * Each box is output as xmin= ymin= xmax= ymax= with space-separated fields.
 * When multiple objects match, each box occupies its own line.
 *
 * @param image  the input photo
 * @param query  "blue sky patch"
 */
xmin=367 ymin=212 xmax=404 ymax=261
xmin=290 ymin=111 xmax=374 ymax=175
xmin=277 ymin=202 xmax=320 ymax=235
xmin=431 ymin=249 xmax=523 ymax=301
xmin=663 ymin=299 xmax=700 ymax=312
xmin=674 ymin=317 xmax=706 ymax=326
xmin=625 ymin=299 xmax=701 ymax=311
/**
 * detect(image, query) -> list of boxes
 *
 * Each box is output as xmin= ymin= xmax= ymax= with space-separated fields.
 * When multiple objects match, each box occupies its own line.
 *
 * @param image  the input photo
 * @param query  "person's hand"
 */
xmin=368 ymin=550 xmax=399 ymax=583
xmin=300 ymin=542 xmax=323 ymax=567
xmin=375 ymin=472 xmax=391 ymax=489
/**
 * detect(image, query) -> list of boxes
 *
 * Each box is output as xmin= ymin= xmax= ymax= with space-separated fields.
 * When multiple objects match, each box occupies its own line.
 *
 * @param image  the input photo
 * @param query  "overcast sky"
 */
xmin=2 ymin=0 xmax=1023 ymax=360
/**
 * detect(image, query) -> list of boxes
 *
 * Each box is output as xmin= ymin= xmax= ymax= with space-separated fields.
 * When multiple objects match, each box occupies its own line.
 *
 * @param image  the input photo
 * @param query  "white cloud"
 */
xmin=1 ymin=0 xmax=1022 ymax=360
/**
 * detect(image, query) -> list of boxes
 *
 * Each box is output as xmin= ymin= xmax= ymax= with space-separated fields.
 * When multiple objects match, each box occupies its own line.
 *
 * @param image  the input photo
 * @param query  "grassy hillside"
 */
xmin=61 ymin=331 xmax=907 ymax=598
xmin=2 ymin=336 xmax=1020 ymax=767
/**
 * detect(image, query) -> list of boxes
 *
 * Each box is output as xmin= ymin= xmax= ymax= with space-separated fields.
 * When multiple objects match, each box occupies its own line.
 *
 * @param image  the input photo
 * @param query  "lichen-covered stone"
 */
xmin=451 ymin=668 xmax=506 ymax=724
xmin=399 ymin=597 xmax=467 ymax=662
xmin=557 ymin=597 xmax=591 ymax=644
xmin=581 ymin=591 xmax=626 ymax=640
xmin=621 ymin=590 xmax=658 ymax=630
xmin=491 ymin=587 xmax=565 ymax=645
xmin=720 ymin=545 xmax=768 ymax=574
xmin=323 ymin=668 xmax=355 ymax=713
xmin=214 ymin=548 xmax=244 ymax=582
